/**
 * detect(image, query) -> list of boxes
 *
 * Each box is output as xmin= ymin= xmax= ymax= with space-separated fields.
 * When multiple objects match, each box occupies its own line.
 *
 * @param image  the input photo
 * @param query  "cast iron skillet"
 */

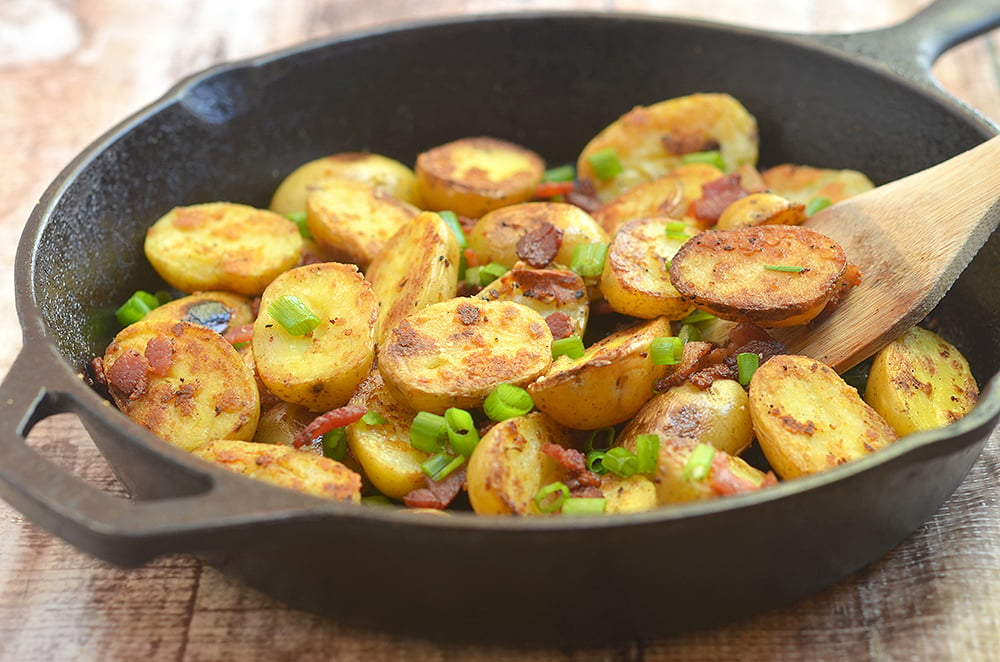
xmin=2 ymin=0 xmax=999 ymax=646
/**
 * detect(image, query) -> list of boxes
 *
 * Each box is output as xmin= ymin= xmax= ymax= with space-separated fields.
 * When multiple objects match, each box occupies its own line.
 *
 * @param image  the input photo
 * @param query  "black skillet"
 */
xmin=2 ymin=0 xmax=999 ymax=646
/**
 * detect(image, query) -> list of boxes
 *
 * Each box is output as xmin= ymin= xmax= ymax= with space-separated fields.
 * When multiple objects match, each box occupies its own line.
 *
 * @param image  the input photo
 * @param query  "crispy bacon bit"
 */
xmin=223 ymin=323 xmax=254 ymax=345
xmin=661 ymin=323 xmax=786 ymax=391
xmin=144 ymin=336 xmax=174 ymax=376
xmin=292 ymin=404 xmax=366 ymax=448
xmin=542 ymin=442 xmax=602 ymax=494
xmin=516 ymin=221 xmax=563 ymax=268
xmin=545 ymin=312 xmax=575 ymax=340
xmin=564 ymin=179 xmax=602 ymax=213
xmin=105 ymin=349 xmax=150 ymax=401
xmin=90 ymin=357 xmax=107 ymax=386
xmin=463 ymin=247 xmax=481 ymax=269
xmin=535 ymin=181 xmax=576 ymax=199
xmin=708 ymin=452 xmax=778 ymax=496
xmin=661 ymin=133 xmax=719 ymax=156
xmin=403 ymin=467 xmax=467 ymax=509
xmin=691 ymin=174 xmax=748 ymax=225
xmin=654 ymin=341 xmax=715 ymax=391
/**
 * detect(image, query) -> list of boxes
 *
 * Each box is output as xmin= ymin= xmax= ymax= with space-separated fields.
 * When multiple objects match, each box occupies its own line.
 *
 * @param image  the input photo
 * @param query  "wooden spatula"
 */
xmin=701 ymin=134 xmax=1000 ymax=372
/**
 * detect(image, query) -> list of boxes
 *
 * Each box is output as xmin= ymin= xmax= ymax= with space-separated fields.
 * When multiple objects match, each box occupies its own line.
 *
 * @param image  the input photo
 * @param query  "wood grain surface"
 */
xmin=2 ymin=1 xmax=999 ymax=660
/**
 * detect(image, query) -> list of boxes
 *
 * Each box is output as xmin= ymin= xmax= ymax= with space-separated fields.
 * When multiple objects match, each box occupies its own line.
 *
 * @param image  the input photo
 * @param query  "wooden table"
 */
xmin=2 ymin=1 xmax=999 ymax=659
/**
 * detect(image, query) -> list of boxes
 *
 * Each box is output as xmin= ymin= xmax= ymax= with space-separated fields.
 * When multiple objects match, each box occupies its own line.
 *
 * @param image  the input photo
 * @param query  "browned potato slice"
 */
xmin=466 ymin=412 xmax=569 ymax=515
xmin=591 ymin=175 xmax=687 ymax=235
xmin=643 ymin=436 xmax=771 ymax=505
xmin=527 ymin=317 xmax=672 ymax=430
xmin=346 ymin=368 xmax=430 ymax=500
xmin=576 ymin=93 xmax=759 ymax=203
xmin=477 ymin=266 xmax=589 ymax=338
xmin=102 ymin=320 xmax=259 ymax=451
xmin=378 ymin=298 xmax=553 ymax=414
xmin=600 ymin=216 xmax=699 ymax=320
xmin=141 ymin=290 xmax=254 ymax=334
xmin=761 ymin=164 xmax=874 ymax=206
xmin=305 ymin=178 xmax=419 ymax=269
xmin=749 ymin=354 xmax=898 ymax=479
xmin=253 ymin=262 xmax=377 ymax=411
xmin=270 ymin=152 xmax=423 ymax=215
xmin=252 ymin=401 xmax=314 ymax=446
xmin=864 ymin=326 xmax=979 ymax=436
xmin=144 ymin=202 xmax=303 ymax=295
xmin=191 ymin=439 xmax=362 ymax=502
xmin=366 ymin=211 xmax=461 ymax=343
xmin=669 ymin=225 xmax=853 ymax=327
xmin=715 ymin=192 xmax=806 ymax=230
xmin=601 ymin=474 xmax=658 ymax=513
xmin=415 ymin=136 xmax=545 ymax=218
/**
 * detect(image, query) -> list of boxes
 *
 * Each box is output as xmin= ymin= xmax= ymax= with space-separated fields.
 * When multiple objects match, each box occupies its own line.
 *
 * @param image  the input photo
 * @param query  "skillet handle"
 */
xmin=0 ymin=349 xmax=328 ymax=567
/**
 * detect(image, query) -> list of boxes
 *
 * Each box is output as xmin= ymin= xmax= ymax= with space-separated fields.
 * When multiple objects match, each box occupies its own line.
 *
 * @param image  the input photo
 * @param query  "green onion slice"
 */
xmin=570 ymin=242 xmax=609 ymax=278
xmin=603 ymin=447 xmax=639 ymax=478
xmin=286 ymin=210 xmax=313 ymax=240
xmin=421 ymin=451 xmax=465 ymax=482
xmin=268 ymin=294 xmax=321 ymax=335
xmin=478 ymin=262 xmax=509 ymax=286
xmin=410 ymin=411 xmax=448 ymax=453
xmin=805 ymin=196 xmax=832 ymax=216
xmin=665 ymin=220 xmax=690 ymax=240
xmin=678 ymin=323 xmax=701 ymax=344
xmin=585 ymin=427 xmax=616 ymax=452
xmin=115 ymin=290 xmax=161 ymax=326
xmin=544 ymin=164 xmax=576 ymax=183
xmin=534 ymin=481 xmax=570 ymax=513
xmin=561 ymin=497 xmax=607 ymax=515
xmin=438 ymin=210 xmax=468 ymax=249
xmin=737 ymin=352 xmax=760 ymax=387
xmin=680 ymin=150 xmax=727 ymax=171
xmin=682 ymin=443 xmax=716 ymax=481
xmin=651 ymin=336 xmax=684 ymax=365
xmin=585 ymin=450 xmax=608 ymax=475
xmin=321 ymin=427 xmax=348 ymax=461
xmin=361 ymin=495 xmax=393 ymax=507
xmin=551 ymin=335 xmax=585 ymax=360
xmin=635 ymin=434 xmax=660 ymax=474
xmin=483 ymin=383 xmax=534 ymax=421
xmin=444 ymin=407 xmax=480 ymax=457
xmin=681 ymin=309 xmax=717 ymax=324
xmin=362 ymin=410 xmax=387 ymax=425
xmin=763 ymin=264 xmax=805 ymax=273
xmin=587 ymin=147 xmax=624 ymax=181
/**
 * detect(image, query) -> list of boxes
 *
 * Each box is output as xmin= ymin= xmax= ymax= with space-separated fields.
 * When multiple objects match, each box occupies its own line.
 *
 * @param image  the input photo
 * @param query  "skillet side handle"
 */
xmin=0 ymin=350 xmax=325 ymax=567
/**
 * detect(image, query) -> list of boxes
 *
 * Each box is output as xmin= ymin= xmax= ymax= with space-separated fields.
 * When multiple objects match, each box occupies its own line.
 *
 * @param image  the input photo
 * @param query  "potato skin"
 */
xmin=601 ymin=474 xmax=658 ymax=513
xmin=378 ymin=298 xmax=553 ymax=414
xmin=749 ymin=354 xmax=898 ymax=479
xmin=715 ymin=192 xmax=806 ymax=230
xmin=144 ymin=202 xmax=303 ymax=295
xmin=645 ymin=436 xmax=769 ymax=505
xmin=102 ymin=320 xmax=260 ymax=451
xmin=864 ymin=326 xmax=979 ymax=436
xmin=477 ymin=266 xmax=590 ymax=338
xmin=760 ymin=164 xmax=874 ymax=206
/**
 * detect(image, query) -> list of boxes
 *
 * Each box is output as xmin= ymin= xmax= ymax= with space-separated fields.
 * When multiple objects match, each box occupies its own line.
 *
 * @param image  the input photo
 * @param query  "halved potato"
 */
xmin=102 ymin=319 xmax=259 ymax=451
xmin=253 ymin=262 xmax=377 ymax=411
xmin=864 ymin=326 xmax=979 ymax=436
xmin=366 ymin=211 xmax=461 ymax=343
xmin=669 ymin=224 xmax=854 ymax=327
xmin=527 ymin=316 xmax=672 ymax=429
xmin=415 ymin=136 xmax=545 ymax=217
xmin=749 ymin=354 xmax=898 ymax=479
xmin=761 ymin=164 xmax=874 ymax=206
xmin=576 ymin=93 xmax=759 ymax=203
xmin=639 ymin=435 xmax=770 ymax=505
xmin=192 ymin=439 xmax=362 ymax=502
xmin=591 ymin=176 xmax=687 ymax=236
xmin=144 ymin=202 xmax=303 ymax=295
xmin=715 ymin=192 xmax=806 ymax=230
xmin=141 ymin=290 xmax=254 ymax=334
xmin=477 ymin=266 xmax=590 ymax=338
xmin=270 ymin=152 xmax=423 ymax=214
xmin=601 ymin=473 xmax=658 ymax=513
xmin=378 ymin=298 xmax=553 ymax=414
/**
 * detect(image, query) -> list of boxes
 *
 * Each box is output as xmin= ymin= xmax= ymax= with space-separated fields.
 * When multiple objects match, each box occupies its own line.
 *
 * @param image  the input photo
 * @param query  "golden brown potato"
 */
xmin=144 ymin=202 xmax=303 ymax=295
xmin=305 ymin=178 xmax=419 ymax=269
xmin=643 ymin=435 xmax=771 ymax=505
xmin=576 ymin=93 xmax=759 ymax=203
xmin=477 ymin=266 xmax=589 ymax=338
xmin=669 ymin=225 xmax=855 ymax=327
xmin=599 ymin=216 xmax=699 ymax=320
xmin=749 ymin=354 xmax=898 ymax=479
xmin=715 ymin=192 xmax=807 ymax=230
xmin=366 ymin=211 xmax=461 ymax=343
xmin=378 ymin=298 xmax=553 ymax=414
xmin=864 ymin=326 xmax=979 ymax=436
xmin=191 ymin=439 xmax=362 ymax=502
xmin=466 ymin=412 xmax=569 ymax=515
xmin=760 ymin=164 xmax=874 ymax=206
xmin=600 ymin=473 xmax=658 ymax=513
xmin=527 ymin=317 xmax=672 ymax=430
xmin=141 ymin=290 xmax=254 ymax=334
xmin=415 ymin=136 xmax=545 ymax=217
xmin=269 ymin=152 xmax=423 ymax=215
xmin=591 ymin=176 xmax=687 ymax=235
xmin=253 ymin=262 xmax=377 ymax=411
xmin=252 ymin=401 xmax=314 ymax=446
xmin=102 ymin=320 xmax=259 ymax=452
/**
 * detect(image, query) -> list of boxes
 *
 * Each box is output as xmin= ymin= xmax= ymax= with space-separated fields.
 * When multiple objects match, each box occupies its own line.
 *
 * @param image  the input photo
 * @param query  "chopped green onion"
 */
xmin=534 ymin=481 xmax=570 ymax=513
xmin=115 ymin=290 xmax=161 ymax=326
xmin=478 ymin=261 xmax=509 ymax=286
xmin=763 ymin=264 xmax=805 ymax=273
xmin=603 ymin=447 xmax=639 ymax=478
xmin=585 ymin=427 xmax=616 ymax=452
xmin=681 ymin=309 xmax=717 ymax=324
xmin=286 ymin=210 xmax=313 ymax=240
xmin=805 ymin=196 xmax=832 ymax=216
xmin=362 ymin=495 xmax=393 ymax=506
xmin=651 ymin=336 xmax=684 ymax=365
xmin=680 ymin=150 xmax=727 ymax=171
xmin=586 ymin=450 xmax=608 ymax=475
xmin=678 ymin=323 xmax=701 ymax=344
xmin=321 ymin=427 xmax=348 ymax=461
xmin=552 ymin=335 xmax=585 ymax=360
xmin=463 ymin=265 xmax=481 ymax=286
xmin=544 ymin=164 xmax=576 ymax=183
xmin=737 ymin=352 xmax=760 ymax=387
xmin=362 ymin=410 xmax=387 ymax=425
xmin=409 ymin=411 xmax=448 ymax=453
xmin=635 ymin=434 xmax=660 ymax=474
xmin=154 ymin=290 xmax=174 ymax=306
xmin=421 ymin=451 xmax=465 ymax=482
xmin=438 ymin=210 xmax=468 ymax=249
xmin=483 ymin=383 xmax=534 ymax=421
xmin=665 ymin=220 xmax=691 ymax=240
xmin=267 ymin=294 xmax=321 ymax=335
xmin=570 ymin=242 xmax=609 ymax=278
xmin=444 ymin=407 xmax=480 ymax=457
xmin=561 ymin=497 xmax=607 ymax=515
xmin=682 ymin=443 xmax=716 ymax=481
xmin=587 ymin=147 xmax=624 ymax=181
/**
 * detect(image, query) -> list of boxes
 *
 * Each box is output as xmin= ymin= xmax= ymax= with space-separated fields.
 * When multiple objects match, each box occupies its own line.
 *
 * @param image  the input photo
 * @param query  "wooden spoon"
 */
xmin=701 ymin=134 xmax=1000 ymax=372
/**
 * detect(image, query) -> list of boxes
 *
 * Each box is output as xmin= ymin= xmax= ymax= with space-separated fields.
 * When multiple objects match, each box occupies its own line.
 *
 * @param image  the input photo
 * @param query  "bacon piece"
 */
xmin=223 ymin=323 xmax=254 ymax=345
xmin=403 ymin=467 xmax=467 ymax=510
xmin=105 ymin=348 xmax=150 ymax=401
xmin=144 ymin=336 xmax=174 ymax=376
xmin=90 ymin=356 xmax=107 ymax=386
xmin=654 ymin=341 xmax=715 ymax=391
xmin=564 ymin=179 xmax=602 ymax=213
xmin=545 ymin=312 xmax=575 ymax=340
xmin=691 ymin=173 xmax=748 ymax=225
xmin=535 ymin=181 xmax=576 ymax=199
xmin=292 ymin=404 xmax=366 ymax=448
xmin=515 ymin=221 xmax=562 ymax=268
xmin=662 ymin=324 xmax=786 ymax=391
xmin=709 ymin=452 xmax=778 ymax=496
xmin=542 ymin=442 xmax=601 ymax=493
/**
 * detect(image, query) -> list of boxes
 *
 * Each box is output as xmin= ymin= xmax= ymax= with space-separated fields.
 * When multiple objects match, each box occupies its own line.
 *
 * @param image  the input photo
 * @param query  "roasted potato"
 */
xmin=591 ymin=175 xmax=687 ymax=235
xmin=366 ymin=211 xmax=461 ymax=343
xmin=270 ymin=152 xmax=423 ymax=214
xmin=715 ymin=192 xmax=806 ymax=230
xmin=191 ymin=439 xmax=362 ymax=502
xmin=576 ymin=93 xmax=759 ymax=203
xmin=749 ymin=354 xmax=899 ymax=479
xmin=477 ymin=266 xmax=589 ymax=339
xmin=141 ymin=290 xmax=255 ymax=335
xmin=528 ymin=317 xmax=672 ymax=429
xmin=252 ymin=401 xmax=315 ymax=447
xmin=760 ymin=164 xmax=874 ymax=206
xmin=101 ymin=319 xmax=260 ymax=451
xmin=378 ymin=297 xmax=553 ymax=414
xmin=306 ymin=178 xmax=419 ymax=269
xmin=642 ymin=435 xmax=771 ymax=505
xmin=466 ymin=412 xmax=569 ymax=515
xmin=144 ymin=202 xmax=303 ymax=295
xmin=600 ymin=216 xmax=699 ymax=320
xmin=669 ymin=224 xmax=856 ymax=327
xmin=253 ymin=262 xmax=378 ymax=411
xmin=864 ymin=326 xmax=979 ymax=436
xmin=601 ymin=473 xmax=658 ymax=513
xmin=415 ymin=136 xmax=545 ymax=217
